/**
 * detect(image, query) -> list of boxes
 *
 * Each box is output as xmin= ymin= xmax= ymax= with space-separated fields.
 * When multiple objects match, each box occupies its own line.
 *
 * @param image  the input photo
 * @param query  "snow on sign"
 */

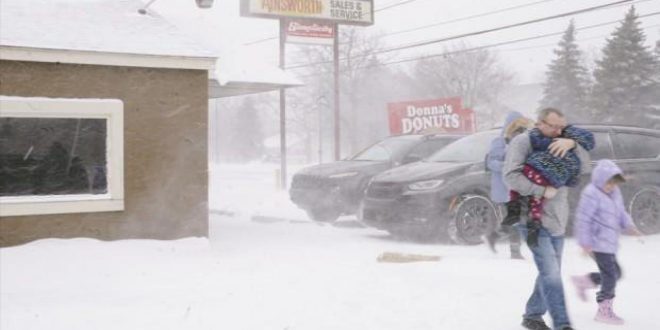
xmin=388 ymin=98 xmax=476 ymax=135
xmin=240 ymin=0 xmax=374 ymax=26
xmin=285 ymin=19 xmax=334 ymax=45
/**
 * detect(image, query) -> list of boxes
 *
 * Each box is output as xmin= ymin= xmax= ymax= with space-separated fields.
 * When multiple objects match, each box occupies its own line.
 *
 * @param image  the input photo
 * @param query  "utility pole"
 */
xmin=333 ymin=23 xmax=341 ymax=161
xmin=279 ymin=19 xmax=287 ymax=189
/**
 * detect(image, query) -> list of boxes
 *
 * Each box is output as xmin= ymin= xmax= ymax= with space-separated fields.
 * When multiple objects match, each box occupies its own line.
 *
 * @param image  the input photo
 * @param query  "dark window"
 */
xmin=613 ymin=133 xmax=660 ymax=160
xmin=0 ymin=118 xmax=107 ymax=197
xmin=427 ymin=130 xmax=500 ymax=163
xmin=589 ymin=131 xmax=614 ymax=160
xmin=404 ymin=138 xmax=455 ymax=163
xmin=350 ymin=136 xmax=420 ymax=162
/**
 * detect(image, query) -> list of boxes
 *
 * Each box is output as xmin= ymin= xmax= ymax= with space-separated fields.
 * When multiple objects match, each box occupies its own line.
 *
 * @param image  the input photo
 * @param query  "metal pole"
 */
xmin=318 ymin=101 xmax=323 ymax=164
xmin=333 ymin=23 xmax=341 ymax=161
xmin=279 ymin=19 xmax=287 ymax=189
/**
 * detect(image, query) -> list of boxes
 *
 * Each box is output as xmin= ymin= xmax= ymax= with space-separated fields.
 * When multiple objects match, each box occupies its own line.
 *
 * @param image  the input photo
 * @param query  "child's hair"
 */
xmin=505 ymin=118 xmax=534 ymax=140
xmin=608 ymin=174 xmax=626 ymax=185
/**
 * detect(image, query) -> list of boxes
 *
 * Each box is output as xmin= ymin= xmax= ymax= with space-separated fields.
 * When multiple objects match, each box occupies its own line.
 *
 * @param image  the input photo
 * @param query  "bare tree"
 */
xmin=286 ymin=26 xmax=399 ymax=159
xmin=412 ymin=42 xmax=515 ymax=129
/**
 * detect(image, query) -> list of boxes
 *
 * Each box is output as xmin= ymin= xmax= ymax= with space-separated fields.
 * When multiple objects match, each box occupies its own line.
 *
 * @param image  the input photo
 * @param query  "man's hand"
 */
xmin=526 ymin=220 xmax=542 ymax=248
xmin=581 ymin=246 xmax=593 ymax=258
xmin=549 ymin=138 xmax=576 ymax=158
xmin=543 ymin=186 xmax=558 ymax=199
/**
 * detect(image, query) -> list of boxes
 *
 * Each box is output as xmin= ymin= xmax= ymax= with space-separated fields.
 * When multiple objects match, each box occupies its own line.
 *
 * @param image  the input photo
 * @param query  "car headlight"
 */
xmin=408 ymin=179 xmax=445 ymax=191
xmin=328 ymin=171 xmax=359 ymax=179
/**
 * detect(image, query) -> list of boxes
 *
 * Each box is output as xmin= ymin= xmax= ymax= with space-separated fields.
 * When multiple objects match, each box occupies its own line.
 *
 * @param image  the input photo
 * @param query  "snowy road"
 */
xmin=1 ymin=163 xmax=659 ymax=330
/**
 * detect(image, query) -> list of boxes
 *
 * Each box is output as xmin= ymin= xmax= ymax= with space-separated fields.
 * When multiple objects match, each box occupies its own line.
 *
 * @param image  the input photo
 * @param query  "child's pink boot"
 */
xmin=594 ymin=299 xmax=624 ymax=325
xmin=570 ymin=275 xmax=596 ymax=301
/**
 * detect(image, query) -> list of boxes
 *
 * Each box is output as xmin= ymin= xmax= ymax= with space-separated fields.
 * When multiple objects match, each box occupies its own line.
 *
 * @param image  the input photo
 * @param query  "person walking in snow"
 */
xmin=502 ymin=123 xmax=594 ymax=248
xmin=570 ymin=159 xmax=642 ymax=326
xmin=485 ymin=111 xmax=533 ymax=259
xmin=504 ymin=107 xmax=591 ymax=330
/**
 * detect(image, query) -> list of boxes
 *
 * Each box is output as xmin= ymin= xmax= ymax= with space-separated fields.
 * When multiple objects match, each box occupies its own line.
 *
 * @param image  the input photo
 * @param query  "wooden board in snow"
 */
xmin=377 ymin=252 xmax=441 ymax=263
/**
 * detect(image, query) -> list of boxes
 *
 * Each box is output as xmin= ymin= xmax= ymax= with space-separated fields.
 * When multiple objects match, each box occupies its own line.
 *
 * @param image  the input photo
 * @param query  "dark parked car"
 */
xmin=289 ymin=134 xmax=463 ymax=222
xmin=360 ymin=125 xmax=660 ymax=244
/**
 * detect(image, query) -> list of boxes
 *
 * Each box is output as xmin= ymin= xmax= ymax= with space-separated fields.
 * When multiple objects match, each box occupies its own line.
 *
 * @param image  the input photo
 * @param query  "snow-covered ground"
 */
xmin=1 ymin=163 xmax=659 ymax=330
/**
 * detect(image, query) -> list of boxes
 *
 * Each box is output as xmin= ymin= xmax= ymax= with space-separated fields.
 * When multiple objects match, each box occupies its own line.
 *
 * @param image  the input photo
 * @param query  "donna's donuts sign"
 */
xmin=388 ymin=97 xmax=476 ymax=135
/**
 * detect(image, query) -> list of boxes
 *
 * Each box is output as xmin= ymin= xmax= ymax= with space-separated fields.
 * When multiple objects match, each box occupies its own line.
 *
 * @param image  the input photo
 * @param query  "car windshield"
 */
xmin=350 ymin=136 xmax=421 ymax=161
xmin=426 ymin=130 xmax=500 ymax=163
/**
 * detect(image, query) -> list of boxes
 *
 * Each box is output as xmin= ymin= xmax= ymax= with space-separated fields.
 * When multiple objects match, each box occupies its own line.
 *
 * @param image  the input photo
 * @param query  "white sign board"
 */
xmin=285 ymin=20 xmax=335 ymax=45
xmin=241 ymin=0 xmax=374 ymax=26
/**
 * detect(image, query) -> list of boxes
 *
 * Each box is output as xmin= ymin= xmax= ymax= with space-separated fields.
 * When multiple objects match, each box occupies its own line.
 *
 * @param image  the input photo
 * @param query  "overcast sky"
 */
xmin=150 ymin=0 xmax=660 ymax=84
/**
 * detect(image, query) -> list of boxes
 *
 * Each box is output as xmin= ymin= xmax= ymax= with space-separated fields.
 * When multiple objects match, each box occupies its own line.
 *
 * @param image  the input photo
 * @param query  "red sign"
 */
xmin=387 ymin=97 xmax=476 ymax=135
xmin=285 ymin=19 xmax=335 ymax=45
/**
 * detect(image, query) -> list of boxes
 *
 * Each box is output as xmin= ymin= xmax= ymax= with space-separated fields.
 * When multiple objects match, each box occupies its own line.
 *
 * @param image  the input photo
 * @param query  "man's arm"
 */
xmin=574 ymin=142 xmax=592 ymax=175
xmin=503 ymin=133 xmax=546 ymax=197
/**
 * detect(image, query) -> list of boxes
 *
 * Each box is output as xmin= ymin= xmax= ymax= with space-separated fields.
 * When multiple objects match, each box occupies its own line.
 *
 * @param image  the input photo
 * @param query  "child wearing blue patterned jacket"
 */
xmin=502 ymin=125 xmax=595 ymax=246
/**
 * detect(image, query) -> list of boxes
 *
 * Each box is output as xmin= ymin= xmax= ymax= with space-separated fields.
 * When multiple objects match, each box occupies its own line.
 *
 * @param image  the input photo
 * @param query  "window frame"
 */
xmin=0 ymin=96 xmax=124 ymax=216
xmin=611 ymin=129 xmax=660 ymax=161
xmin=588 ymin=129 xmax=615 ymax=161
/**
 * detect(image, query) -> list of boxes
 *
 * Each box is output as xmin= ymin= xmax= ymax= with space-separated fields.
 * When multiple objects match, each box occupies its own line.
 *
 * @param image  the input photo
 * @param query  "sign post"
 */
xmin=333 ymin=23 xmax=341 ymax=161
xmin=279 ymin=19 xmax=287 ymax=189
xmin=240 ymin=0 xmax=374 ymax=184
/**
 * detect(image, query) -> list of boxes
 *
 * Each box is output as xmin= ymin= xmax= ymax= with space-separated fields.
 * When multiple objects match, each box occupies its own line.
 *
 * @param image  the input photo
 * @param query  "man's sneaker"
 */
xmin=521 ymin=318 xmax=551 ymax=330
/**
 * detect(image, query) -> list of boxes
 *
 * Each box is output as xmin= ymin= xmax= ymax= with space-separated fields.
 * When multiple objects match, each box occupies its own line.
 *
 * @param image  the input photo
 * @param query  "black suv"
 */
xmin=289 ymin=134 xmax=463 ymax=222
xmin=360 ymin=125 xmax=660 ymax=244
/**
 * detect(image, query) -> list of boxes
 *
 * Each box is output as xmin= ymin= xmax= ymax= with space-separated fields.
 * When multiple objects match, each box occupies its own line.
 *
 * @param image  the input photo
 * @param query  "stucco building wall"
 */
xmin=0 ymin=60 xmax=209 ymax=246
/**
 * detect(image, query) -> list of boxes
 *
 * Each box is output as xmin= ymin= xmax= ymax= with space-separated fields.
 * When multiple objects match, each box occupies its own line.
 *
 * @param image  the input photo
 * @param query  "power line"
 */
xmin=350 ymin=11 xmax=660 ymax=70
xmin=285 ymin=0 xmax=638 ymax=69
xmin=242 ymin=0 xmax=425 ymax=46
xmin=375 ymin=0 xmax=423 ymax=12
xmin=291 ymin=10 xmax=660 ymax=78
xmin=242 ymin=0 xmax=648 ymax=47
xmin=500 ymin=23 xmax=660 ymax=52
xmin=244 ymin=0 xmax=566 ymax=62
xmin=378 ymin=0 xmax=559 ymax=39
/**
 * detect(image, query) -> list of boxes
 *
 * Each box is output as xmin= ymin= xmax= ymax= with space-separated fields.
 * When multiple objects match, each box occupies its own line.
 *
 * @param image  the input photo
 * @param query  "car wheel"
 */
xmin=306 ymin=207 xmax=340 ymax=223
xmin=449 ymin=194 xmax=498 ymax=245
xmin=629 ymin=187 xmax=660 ymax=235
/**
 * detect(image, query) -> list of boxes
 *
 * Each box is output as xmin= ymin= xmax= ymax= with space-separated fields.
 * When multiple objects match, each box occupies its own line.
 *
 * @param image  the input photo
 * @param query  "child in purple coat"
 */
xmin=571 ymin=159 xmax=642 ymax=325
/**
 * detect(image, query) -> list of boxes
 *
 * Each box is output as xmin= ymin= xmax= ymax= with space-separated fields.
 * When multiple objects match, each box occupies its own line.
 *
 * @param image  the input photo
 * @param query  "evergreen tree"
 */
xmin=649 ymin=39 xmax=660 ymax=128
xmin=590 ymin=6 xmax=657 ymax=126
xmin=230 ymin=97 xmax=265 ymax=161
xmin=539 ymin=20 xmax=591 ymax=122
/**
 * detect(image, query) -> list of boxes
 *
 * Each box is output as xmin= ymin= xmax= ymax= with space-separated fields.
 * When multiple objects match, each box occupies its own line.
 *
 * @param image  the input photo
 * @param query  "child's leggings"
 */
xmin=509 ymin=165 xmax=551 ymax=221
xmin=590 ymin=252 xmax=623 ymax=302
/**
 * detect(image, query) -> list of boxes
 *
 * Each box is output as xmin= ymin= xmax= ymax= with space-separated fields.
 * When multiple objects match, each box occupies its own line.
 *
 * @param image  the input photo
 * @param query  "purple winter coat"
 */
xmin=575 ymin=159 xmax=636 ymax=254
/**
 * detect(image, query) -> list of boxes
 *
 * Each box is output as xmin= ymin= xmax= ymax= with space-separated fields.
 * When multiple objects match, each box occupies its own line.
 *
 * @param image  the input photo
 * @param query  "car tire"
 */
xmin=306 ymin=207 xmax=340 ymax=223
xmin=448 ymin=194 xmax=498 ymax=245
xmin=629 ymin=186 xmax=660 ymax=235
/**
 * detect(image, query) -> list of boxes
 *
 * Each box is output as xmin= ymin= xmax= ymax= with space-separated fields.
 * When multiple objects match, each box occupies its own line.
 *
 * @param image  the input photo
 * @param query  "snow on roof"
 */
xmin=0 ymin=0 xmax=301 ymax=96
xmin=0 ymin=0 xmax=216 ymax=59
xmin=209 ymin=48 xmax=303 ymax=98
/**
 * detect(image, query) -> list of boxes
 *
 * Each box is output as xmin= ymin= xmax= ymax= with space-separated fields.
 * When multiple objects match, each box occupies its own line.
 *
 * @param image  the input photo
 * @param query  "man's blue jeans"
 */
xmin=517 ymin=225 xmax=571 ymax=329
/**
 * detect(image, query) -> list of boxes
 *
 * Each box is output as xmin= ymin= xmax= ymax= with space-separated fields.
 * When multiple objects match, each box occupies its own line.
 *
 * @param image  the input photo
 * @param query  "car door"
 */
xmin=567 ymin=129 xmax=616 ymax=214
xmin=610 ymin=129 xmax=660 ymax=233
xmin=610 ymin=130 xmax=660 ymax=194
